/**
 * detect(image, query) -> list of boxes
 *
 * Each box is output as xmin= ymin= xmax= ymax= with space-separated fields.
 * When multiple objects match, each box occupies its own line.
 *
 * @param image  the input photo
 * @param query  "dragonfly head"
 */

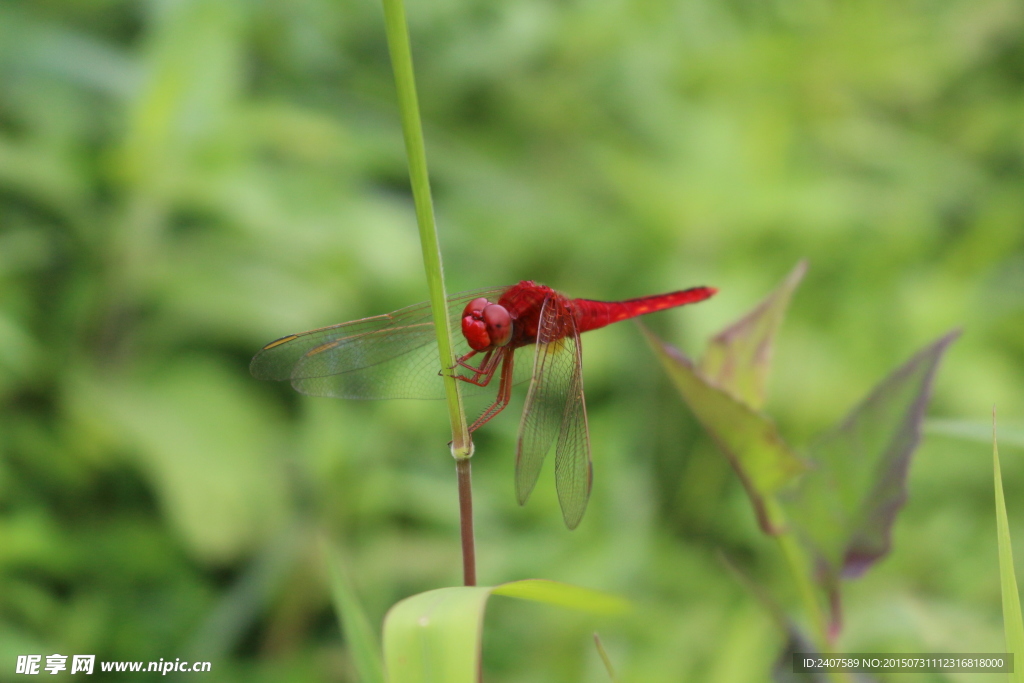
xmin=462 ymin=297 xmax=513 ymax=351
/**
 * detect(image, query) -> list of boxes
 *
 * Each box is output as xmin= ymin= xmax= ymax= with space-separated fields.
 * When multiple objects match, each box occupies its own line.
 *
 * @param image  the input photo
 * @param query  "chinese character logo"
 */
xmin=71 ymin=656 xmax=95 ymax=674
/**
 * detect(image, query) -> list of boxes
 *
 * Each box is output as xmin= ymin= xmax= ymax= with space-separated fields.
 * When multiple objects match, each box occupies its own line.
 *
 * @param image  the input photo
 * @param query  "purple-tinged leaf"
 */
xmin=782 ymin=331 xmax=959 ymax=587
xmin=642 ymin=326 xmax=807 ymax=533
xmin=700 ymin=261 xmax=806 ymax=410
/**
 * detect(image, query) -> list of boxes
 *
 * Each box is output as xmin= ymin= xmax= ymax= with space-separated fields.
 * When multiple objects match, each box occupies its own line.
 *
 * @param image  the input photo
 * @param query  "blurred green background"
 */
xmin=1 ymin=0 xmax=1022 ymax=680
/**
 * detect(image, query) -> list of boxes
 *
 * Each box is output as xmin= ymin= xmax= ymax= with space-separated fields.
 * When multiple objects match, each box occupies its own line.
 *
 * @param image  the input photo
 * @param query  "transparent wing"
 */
xmin=251 ymin=287 xmax=512 ymax=400
xmin=515 ymin=295 xmax=593 ymax=528
xmin=553 ymin=324 xmax=592 ymax=530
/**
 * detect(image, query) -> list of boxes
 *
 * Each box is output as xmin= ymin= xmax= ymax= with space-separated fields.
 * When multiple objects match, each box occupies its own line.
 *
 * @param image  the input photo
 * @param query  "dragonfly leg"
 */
xmin=468 ymin=352 xmax=515 ymax=433
xmin=453 ymin=349 xmax=502 ymax=388
xmin=452 ymin=350 xmax=481 ymax=372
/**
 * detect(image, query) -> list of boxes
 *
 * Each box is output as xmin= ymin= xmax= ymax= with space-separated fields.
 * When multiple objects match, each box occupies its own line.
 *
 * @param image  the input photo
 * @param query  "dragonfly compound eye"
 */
xmin=462 ymin=297 xmax=490 ymax=318
xmin=482 ymin=304 xmax=512 ymax=347
xmin=462 ymin=299 xmax=493 ymax=351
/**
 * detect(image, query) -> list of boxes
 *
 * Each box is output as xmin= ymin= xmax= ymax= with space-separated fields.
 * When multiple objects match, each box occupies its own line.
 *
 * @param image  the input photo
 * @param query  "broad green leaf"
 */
xmin=385 ymin=587 xmax=491 ymax=683
xmin=323 ymin=537 xmax=386 ymax=683
xmin=643 ymin=326 xmax=806 ymax=533
xmin=783 ymin=331 xmax=959 ymax=586
xmin=700 ymin=261 xmax=806 ymax=410
xmin=993 ymin=419 xmax=1024 ymax=683
xmin=383 ymin=580 xmax=628 ymax=683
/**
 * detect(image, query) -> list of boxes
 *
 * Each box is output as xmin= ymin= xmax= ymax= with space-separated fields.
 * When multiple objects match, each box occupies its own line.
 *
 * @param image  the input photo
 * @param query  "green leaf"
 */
xmin=993 ymin=418 xmax=1024 ymax=683
xmin=490 ymin=579 xmax=629 ymax=614
xmin=783 ymin=331 xmax=959 ymax=585
xmin=700 ymin=261 xmax=806 ymax=410
xmin=383 ymin=580 xmax=629 ymax=683
xmin=643 ymin=326 xmax=806 ymax=533
xmin=323 ymin=537 xmax=386 ymax=683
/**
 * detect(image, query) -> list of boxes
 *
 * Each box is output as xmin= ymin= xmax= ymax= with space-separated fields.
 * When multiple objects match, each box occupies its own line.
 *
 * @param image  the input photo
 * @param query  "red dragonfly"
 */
xmin=251 ymin=281 xmax=716 ymax=528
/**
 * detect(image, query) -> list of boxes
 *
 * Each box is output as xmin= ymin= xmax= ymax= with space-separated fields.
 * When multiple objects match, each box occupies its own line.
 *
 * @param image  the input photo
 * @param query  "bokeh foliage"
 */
xmin=1 ymin=0 xmax=1022 ymax=681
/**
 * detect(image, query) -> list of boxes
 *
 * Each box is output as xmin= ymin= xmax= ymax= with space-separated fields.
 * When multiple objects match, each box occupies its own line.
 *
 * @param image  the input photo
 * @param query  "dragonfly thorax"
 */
xmin=461 ymin=297 xmax=513 ymax=351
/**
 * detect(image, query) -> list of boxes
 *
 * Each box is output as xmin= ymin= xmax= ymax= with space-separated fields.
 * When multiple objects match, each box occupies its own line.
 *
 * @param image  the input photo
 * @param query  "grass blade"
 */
xmin=322 ymin=537 xmax=385 ymax=683
xmin=593 ymin=633 xmax=619 ymax=683
xmin=993 ymin=414 xmax=1024 ymax=683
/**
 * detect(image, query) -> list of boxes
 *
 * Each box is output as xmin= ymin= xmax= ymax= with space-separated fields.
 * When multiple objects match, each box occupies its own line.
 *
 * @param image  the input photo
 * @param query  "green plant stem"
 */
xmin=380 ymin=0 xmax=472 ymax=460
xmin=776 ymin=529 xmax=852 ymax=683
xmin=776 ymin=531 xmax=827 ymax=645
xmin=380 ymin=0 xmax=476 ymax=587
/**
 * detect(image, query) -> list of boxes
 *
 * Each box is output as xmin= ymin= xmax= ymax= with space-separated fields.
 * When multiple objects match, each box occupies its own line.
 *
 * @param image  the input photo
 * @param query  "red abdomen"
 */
xmin=572 ymin=286 xmax=717 ymax=333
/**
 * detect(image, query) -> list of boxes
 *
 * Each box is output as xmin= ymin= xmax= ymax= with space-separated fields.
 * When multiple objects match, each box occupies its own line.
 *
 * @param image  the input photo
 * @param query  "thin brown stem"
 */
xmin=456 ymin=458 xmax=477 ymax=586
